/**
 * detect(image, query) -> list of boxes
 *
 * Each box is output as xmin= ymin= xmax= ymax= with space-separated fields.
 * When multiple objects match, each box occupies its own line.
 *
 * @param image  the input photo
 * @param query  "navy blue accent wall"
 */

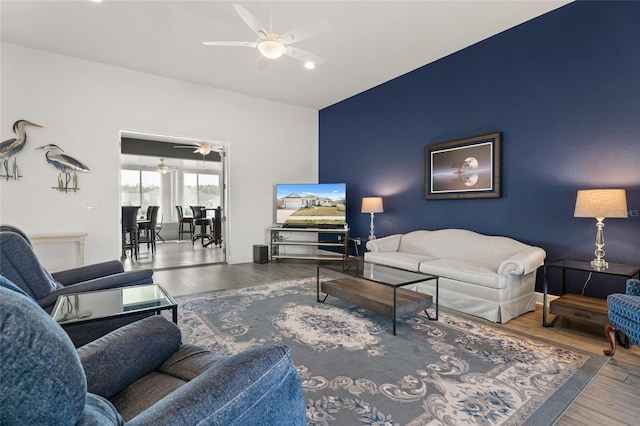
xmin=319 ymin=1 xmax=640 ymax=297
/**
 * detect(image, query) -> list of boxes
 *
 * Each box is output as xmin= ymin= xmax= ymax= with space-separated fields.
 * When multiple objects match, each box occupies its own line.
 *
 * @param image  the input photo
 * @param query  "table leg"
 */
xmin=316 ymin=266 xmax=327 ymax=303
xmin=425 ymin=278 xmax=439 ymax=321
xmin=543 ymin=266 xmax=559 ymax=327
xmin=393 ymin=287 xmax=397 ymax=335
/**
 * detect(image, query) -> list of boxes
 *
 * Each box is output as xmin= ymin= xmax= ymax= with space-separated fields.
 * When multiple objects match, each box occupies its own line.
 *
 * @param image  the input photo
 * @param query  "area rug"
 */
xmin=176 ymin=278 xmax=607 ymax=425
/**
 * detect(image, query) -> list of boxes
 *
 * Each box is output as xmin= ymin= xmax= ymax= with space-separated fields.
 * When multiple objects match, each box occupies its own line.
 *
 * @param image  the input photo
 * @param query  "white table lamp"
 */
xmin=361 ymin=197 xmax=384 ymax=240
xmin=574 ymin=189 xmax=628 ymax=269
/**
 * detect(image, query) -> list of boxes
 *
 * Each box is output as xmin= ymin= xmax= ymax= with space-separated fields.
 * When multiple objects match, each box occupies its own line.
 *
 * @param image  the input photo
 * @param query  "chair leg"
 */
xmin=133 ymin=231 xmax=138 ymax=260
xmin=604 ymin=323 xmax=617 ymax=356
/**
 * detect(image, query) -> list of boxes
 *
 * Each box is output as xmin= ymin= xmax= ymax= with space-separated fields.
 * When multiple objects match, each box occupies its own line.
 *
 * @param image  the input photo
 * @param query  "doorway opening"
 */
xmin=119 ymin=130 xmax=228 ymax=270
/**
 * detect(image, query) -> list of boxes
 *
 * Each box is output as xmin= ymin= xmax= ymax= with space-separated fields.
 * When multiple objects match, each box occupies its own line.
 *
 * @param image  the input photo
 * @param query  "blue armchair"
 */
xmin=0 ymin=227 xmax=153 ymax=313
xmin=0 ymin=279 xmax=306 ymax=425
xmin=604 ymin=279 xmax=640 ymax=356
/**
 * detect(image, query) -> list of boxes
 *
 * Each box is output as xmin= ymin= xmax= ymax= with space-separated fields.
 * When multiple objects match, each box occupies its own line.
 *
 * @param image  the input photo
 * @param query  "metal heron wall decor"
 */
xmin=35 ymin=144 xmax=90 ymax=192
xmin=0 ymin=120 xmax=43 ymax=180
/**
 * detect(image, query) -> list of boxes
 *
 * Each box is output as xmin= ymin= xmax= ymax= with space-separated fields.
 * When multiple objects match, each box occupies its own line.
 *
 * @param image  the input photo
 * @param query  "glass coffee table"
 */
xmin=317 ymin=262 xmax=439 ymax=335
xmin=51 ymin=283 xmax=177 ymax=326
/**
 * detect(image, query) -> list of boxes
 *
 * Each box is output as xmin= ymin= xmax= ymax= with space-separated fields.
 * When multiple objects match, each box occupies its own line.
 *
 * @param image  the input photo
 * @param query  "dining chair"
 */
xmin=154 ymin=212 xmax=165 ymax=243
xmin=190 ymin=206 xmax=213 ymax=246
xmin=138 ymin=206 xmax=159 ymax=254
xmin=175 ymin=206 xmax=193 ymax=241
xmin=121 ymin=206 xmax=140 ymax=259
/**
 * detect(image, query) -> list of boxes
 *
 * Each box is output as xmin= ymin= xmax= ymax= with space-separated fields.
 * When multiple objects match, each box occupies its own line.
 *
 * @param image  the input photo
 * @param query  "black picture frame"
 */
xmin=424 ymin=132 xmax=501 ymax=200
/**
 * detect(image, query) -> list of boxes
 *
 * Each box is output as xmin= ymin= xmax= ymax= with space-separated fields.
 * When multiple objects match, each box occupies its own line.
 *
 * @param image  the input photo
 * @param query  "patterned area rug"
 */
xmin=176 ymin=278 xmax=606 ymax=425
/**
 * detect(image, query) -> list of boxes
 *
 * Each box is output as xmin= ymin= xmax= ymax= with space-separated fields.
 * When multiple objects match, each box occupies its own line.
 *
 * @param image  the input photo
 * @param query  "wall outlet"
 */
xmin=86 ymin=201 xmax=98 ymax=210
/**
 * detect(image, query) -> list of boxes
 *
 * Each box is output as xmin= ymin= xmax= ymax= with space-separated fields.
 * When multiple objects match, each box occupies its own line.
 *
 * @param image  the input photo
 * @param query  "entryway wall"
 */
xmin=1 ymin=42 xmax=319 ymax=267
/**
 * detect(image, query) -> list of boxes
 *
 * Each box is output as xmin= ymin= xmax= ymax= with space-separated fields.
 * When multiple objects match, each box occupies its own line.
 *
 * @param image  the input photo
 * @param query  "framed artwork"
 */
xmin=424 ymin=132 xmax=501 ymax=200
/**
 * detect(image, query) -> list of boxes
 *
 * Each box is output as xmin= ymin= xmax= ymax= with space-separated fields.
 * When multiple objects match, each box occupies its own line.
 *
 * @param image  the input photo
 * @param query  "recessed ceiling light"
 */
xmin=90 ymin=0 xmax=103 ymax=3
xmin=304 ymin=61 xmax=316 ymax=70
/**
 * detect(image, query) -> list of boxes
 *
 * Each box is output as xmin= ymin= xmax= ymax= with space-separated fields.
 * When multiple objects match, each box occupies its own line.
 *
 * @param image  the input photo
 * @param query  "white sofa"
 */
xmin=364 ymin=229 xmax=546 ymax=323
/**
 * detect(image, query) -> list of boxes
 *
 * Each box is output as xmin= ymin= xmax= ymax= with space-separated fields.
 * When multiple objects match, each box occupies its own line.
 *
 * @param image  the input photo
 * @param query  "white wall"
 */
xmin=0 ymin=43 xmax=318 ymax=267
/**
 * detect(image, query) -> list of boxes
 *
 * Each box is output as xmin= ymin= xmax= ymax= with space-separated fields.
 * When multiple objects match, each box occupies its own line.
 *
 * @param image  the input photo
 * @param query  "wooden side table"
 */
xmin=542 ymin=259 xmax=640 ymax=327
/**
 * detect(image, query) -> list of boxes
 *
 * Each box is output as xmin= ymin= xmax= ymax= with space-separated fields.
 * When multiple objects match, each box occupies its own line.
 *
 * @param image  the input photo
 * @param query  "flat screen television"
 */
xmin=276 ymin=183 xmax=346 ymax=228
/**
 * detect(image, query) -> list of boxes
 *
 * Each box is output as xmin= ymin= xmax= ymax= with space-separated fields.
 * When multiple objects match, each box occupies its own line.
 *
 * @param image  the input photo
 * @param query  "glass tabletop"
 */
xmin=545 ymin=258 xmax=640 ymax=277
xmin=51 ymin=284 xmax=175 ymax=324
xmin=322 ymin=261 xmax=437 ymax=287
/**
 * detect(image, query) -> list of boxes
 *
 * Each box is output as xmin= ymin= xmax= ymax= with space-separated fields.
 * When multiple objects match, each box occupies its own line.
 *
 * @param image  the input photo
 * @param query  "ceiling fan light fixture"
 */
xmin=196 ymin=145 xmax=212 ymax=156
xmin=157 ymin=159 xmax=168 ymax=174
xmin=257 ymin=38 xmax=285 ymax=59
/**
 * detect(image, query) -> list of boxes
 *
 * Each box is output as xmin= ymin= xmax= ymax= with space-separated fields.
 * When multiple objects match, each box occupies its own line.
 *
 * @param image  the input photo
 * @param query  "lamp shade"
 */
xmin=574 ymin=189 xmax=628 ymax=218
xmin=361 ymin=197 xmax=384 ymax=214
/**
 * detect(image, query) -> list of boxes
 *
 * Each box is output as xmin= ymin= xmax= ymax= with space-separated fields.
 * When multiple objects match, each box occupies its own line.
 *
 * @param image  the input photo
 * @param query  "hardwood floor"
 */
xmin=151 ymin=260 xmax=639 ymax=425
xmin=122 ymin=238 xmax=225 ymax=271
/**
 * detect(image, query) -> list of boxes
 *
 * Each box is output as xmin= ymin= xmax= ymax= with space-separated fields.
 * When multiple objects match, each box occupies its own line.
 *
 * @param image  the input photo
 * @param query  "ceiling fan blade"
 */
xmin=233 ymin=4 xmax=268 ymax=37
xmin=257 ymin=55 xmax=270 ymax=72
xmin=284 ymin=47 xmax=325 ymax=66
xmin=203 ymin=41 xmax=257 ymax=48
xmin=282 ymin=20 xmax=329 ymax=44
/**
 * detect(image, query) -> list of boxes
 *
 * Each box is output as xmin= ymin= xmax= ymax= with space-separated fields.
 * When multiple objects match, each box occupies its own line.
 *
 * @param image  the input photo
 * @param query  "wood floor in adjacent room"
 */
xmin=150 ymin=259 xmax=639 ymax=426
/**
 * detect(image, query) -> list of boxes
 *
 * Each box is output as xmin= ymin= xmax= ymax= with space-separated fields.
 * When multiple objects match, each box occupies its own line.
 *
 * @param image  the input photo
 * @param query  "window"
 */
xmin=183 ymin=173 xmax=220 ymax=215
xmin=121 ymin=170 xmax=161 ymax=216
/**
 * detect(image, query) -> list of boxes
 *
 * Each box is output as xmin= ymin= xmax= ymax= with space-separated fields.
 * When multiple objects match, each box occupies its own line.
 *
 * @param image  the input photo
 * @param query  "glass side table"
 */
xmin=542 ymin=259 xmax=640 ymax=327
xmin=51 ymin=283 xmax=177 ymax=326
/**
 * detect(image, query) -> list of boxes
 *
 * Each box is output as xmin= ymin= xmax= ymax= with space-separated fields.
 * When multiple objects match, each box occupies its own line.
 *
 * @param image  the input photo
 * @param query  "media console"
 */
xmin=270 ymin=227 xmax=349 ymax=263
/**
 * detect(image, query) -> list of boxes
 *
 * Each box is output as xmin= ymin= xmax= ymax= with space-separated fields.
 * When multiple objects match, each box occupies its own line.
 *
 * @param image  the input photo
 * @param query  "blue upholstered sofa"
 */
xmin=0 ymin=227 xmax=154 ymax=313
xmin=604 ymin=278 xmax=640 ymax=357
xmin=0 ymin=278 xmax=306 ymax=425
xmin=1 ymin=226 xmax=158 ymax=346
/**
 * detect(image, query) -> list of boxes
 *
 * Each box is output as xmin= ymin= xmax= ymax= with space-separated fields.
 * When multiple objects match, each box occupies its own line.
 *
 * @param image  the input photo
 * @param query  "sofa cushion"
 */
xmin=111 ymin=372 xmax=187 ymax=422
xmin=399 ymin=229 xmax=529 ymax=270
xmin=364 ymin=251 xmax=436 ymax=272
xmin=419 ymin=259 xmax=506 ymax=289
xmin=0 ymin=282 xmax=87 ymax=425
xmin=77 ymin=393 xmax=124 ymax=426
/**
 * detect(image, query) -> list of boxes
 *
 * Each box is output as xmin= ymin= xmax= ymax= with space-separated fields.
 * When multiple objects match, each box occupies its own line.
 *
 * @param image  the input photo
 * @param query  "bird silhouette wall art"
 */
xmin=0 ymin=119 xmax=42 ymax=180
xmin=35 ymin=144 xmax=90 ymax=192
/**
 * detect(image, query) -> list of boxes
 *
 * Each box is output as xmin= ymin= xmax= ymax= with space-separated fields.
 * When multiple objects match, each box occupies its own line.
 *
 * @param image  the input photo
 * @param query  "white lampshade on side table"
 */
xmin=574 ymin=189 xmax=628 ymax=269
xmin=361 ymin=197 xmax=384 ymax=240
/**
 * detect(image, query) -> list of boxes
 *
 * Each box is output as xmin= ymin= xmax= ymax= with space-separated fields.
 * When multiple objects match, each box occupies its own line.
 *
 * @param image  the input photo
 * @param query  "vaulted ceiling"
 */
xmin=1 ymin=1 xmax=571 ymax=109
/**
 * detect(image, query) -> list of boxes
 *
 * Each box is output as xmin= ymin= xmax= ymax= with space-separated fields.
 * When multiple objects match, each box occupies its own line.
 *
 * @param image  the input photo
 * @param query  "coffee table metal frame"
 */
xmin=51 ymin=283 xmax=178 ymax=327
xmin=317 ymin=262 xmax=439 ymax=335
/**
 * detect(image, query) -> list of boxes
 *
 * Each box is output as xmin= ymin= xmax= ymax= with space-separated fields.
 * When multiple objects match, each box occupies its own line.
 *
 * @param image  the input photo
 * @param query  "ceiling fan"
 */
xmin=203 ymin=4 xmax=329 ymax=69
xmin=156 ymin=158 xmax=170 ymax=175
xmin=173 ymin=142 xmax=223 ymax=164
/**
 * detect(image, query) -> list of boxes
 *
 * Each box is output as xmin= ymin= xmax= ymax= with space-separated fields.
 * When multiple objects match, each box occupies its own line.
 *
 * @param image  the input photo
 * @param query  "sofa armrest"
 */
xmin=78 ymin=316 xmax=181 ymax=400
xmin=38 ymin=269 xmax=155 ymax=311
xmin=365 ymin=234 xmax=402 ymax=252
xmin=126 ymin=345 xmax=306 ymax=426
xmin=627 ymin=279 xmax=640 ymax=296
xmin=52 ymin=260 xmax=126 ymax=285
xmin=498 ymin=246 xmax=546 ymax=276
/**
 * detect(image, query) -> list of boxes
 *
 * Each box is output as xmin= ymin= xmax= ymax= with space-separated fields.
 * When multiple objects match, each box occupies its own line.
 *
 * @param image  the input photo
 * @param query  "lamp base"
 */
xmin=591 ymin=258 xmax=608 ymax=270
xmin=368 ymin=212 xmax=376 ymax=240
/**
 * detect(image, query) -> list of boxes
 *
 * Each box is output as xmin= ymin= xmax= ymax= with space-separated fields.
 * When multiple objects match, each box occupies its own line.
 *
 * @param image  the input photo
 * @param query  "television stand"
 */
xmin=270 ymin=227 xmax=349 ymax=263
